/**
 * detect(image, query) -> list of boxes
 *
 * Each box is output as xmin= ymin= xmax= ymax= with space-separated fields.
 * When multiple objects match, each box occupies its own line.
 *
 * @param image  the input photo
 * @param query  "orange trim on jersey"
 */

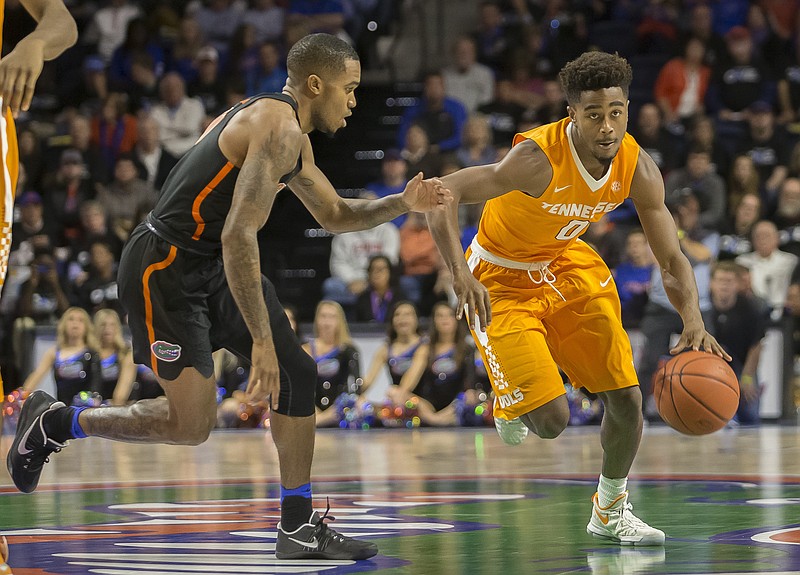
xmin=191 ymin=161 xmax=233 ymax=240
xmin=143 ymin=245 xmax=178 ymax=377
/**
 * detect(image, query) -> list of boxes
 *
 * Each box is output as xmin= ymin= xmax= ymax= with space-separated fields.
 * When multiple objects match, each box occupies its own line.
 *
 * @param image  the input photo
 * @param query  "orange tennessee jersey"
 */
xmin=475 ymin=117 xmax=640 ymax=262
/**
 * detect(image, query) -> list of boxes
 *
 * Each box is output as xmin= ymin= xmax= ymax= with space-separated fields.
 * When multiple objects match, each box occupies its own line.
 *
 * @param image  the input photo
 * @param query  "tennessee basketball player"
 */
xmin=427 ymin=51 xmax=730 ymax=546
xmin=0 ymin=1 xmax=76 ymax=385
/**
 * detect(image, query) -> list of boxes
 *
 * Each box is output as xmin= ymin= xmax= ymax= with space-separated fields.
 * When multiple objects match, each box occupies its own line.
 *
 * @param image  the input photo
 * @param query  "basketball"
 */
xmin=653 ymin=351 xmax=740 ymax=435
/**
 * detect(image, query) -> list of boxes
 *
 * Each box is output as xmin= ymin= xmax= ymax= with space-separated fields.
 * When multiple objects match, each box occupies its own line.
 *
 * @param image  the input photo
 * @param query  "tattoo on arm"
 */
xmin=223 ymin=131 xmax=296 ymax=343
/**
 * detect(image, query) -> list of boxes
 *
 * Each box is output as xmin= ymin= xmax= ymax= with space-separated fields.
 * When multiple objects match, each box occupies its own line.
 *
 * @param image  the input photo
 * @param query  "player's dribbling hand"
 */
xmin=401 ymin=172 xmax=453 ymax=213
xmin=246 ymin=340 xmax=281 ymax=410
xmin=453 ymin=268 xmax=492 ymax=332
xmin=0 ymin=38 xmax=45 ymax=116
xmin=670 ymin=326 xmax=732 ymax=361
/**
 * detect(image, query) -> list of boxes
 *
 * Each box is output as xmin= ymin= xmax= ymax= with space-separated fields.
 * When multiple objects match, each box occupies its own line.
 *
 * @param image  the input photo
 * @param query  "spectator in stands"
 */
xmin=654 ymin=36 xmax=711 ymax=126
xmin=532 ymin=78 xmax=568 ymax=127
xmin=736 ymin=220 xmax=798 ymax=317
xmin=686 ymin=113 xmax=730 ymax=176
xmin=582 ymin=215 xmax=626 ymax=270
xmin=66 ymin=56 xmax=109 ymax=118
xmin=245 ymin=0 xmax=286 ymax=44
xmin=630 ymin=103 xmax=677 ymax=174
xmin=322 ymin=220 xmax=400 ymax=310
xmin=188 ymin=46 xmax=227 ymax=115
xmin=96 ymin=153 xmax=157 ymax=242
xmin=478 ymin=77 xmax=525 ymax=148
xmin=364 ymin=148 xmax=409 ymax=227
xmin=774 ymin=178 xmax=800 ymax=258
xmin=398 ymin=211 xmax=449 ymax=316
xmin=225 ymin=23 xmax=261 ymax=84
xmin=727 ymin=153 xmax=761 ymax=209
xmin=778 ymin=35 xmax=800 ymax=125
xmin=664 ymin=146 xmax=726 ymax=228
xmin=108 ymin=17 xmax=166 ymax=93
xmin=302 ymin=300 xmax=361 ymax=427
xmin=719 ymin=193 xmax=760 ymax=261
xmin=169 ymin=16 xmax=204 ymax=83
xmin=133 ymin=115 xmax=178 ymax=193
xmin=456 ymin=114 xmax=496 ymax=168
xmin=637 ymin=190 xmax=719 ymax=418
xmin=359 ymin=300 xmax=427 ymax=405
xmin=681 ymin=4 xmax=726 ymax=66
xmin=405 ymin=301 xmax=476 ymax=426
xmin=473 ymin=1 xmax=519 ymax=71
xmin=707 ymin=26 xmax=773 ymax=122
xmin=745 ymin=3 xmax=784 ymax=76
xmin=193 ymin=0 xmax=245 ymax=56
xmin=91 ymin=92 xmax=138 ymax=178
xmin=51 ymin=114 xmax=108 ymax=186
xmin=709 ymin=261 xmax=765 ymax=425
xmin=442 ymin=36 xmax=495 ymax=113
xmin=10 ymin=192 xmax=54 ymax=261
xmin=84 ymin=0 xmax=142 ymax=62
xmin=736 ymin=100 xmax=790 ymax=206
xmin=245 ymin=41 xmax=288 ymax=97
xmin=21 ymin=307 xmax=100 ymax=406
xmin=354 ymin=254 xmax=407 ymax=323
xmin=18 ymin=128 xmax=44 ymax=192
xmin=396 ymin=71 xmax=468 ymax=154
xmin=47 ymin=149 xmax=96 ymax=246
xmin=400 ymin=124 xmax=442 ymax=185
xmin=15 ymin=246 xmax=71 ymax=328
xmin=71 ymin=240 xmax=122 ymax=317
xmin=613 ymin=228 xmax=654 ymax=329
xmin=94 ymin=308 xmax=136 ymax=405
xmin=126 ymin=52 xmax=161 ymax=114
xmin=285 ymin=0 xmax=348 ymax=47
xmin=150 ymin=72 xmax=206 ymax=157
xmin=790 ymin=142 xmax=800 ymax=179
xmin=67 ymin=201 xmax=124 ymax=283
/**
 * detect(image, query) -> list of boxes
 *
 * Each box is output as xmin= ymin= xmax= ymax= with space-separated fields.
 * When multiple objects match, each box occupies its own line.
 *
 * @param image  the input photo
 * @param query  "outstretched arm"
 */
xmin=289 ymin=137 xmax=452 ymax=234
xmin=1 ymin=0 xmax=78 ymax=114
xmin=630 ymin=149 xmax=730 ymax=359
xmin=427 ymin=140 xmax=552 ymax=330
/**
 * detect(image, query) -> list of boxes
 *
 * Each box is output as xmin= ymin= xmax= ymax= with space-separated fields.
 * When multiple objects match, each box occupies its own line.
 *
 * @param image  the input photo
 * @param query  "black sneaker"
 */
xmin=276 ymin=502 xmax=378 ymax=560
xmin=7 ymin=390 xmax=67 ymax=493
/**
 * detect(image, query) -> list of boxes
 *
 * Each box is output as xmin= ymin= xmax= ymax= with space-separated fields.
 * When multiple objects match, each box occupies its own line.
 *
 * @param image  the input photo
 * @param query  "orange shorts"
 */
xmin=466 ymin=239 xmax=638 ymax=421
xmin=0 ymin=106 xmax=19 ymax=289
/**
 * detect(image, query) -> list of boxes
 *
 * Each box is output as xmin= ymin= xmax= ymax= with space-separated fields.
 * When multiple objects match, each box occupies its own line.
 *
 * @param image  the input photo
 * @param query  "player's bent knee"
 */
xmin=275 ymin=351 xmax=318 ymax=417
xmin=522 ymin=408 xmax=569 ymax=440
xmin=602 ymin=386 xmax=642 ymax=416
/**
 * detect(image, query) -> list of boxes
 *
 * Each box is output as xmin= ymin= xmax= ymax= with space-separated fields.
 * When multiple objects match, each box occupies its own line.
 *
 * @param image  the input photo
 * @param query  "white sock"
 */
xmin=597 ymin=474 xmax=627 ymax=508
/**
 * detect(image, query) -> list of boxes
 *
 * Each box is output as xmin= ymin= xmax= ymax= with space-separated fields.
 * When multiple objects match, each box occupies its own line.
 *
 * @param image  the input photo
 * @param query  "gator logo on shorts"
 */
xmin=151 ymin=340 xmax=182 ymax=362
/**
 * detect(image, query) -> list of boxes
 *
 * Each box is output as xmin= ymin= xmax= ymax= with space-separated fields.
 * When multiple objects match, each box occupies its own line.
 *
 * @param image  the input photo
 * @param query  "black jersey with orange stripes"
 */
xmin=146 ymin=93 xmax=302 ymax=255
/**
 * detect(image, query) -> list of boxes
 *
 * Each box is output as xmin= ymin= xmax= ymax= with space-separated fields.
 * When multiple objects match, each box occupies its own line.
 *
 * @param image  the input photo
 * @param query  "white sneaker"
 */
xmin=587 ymin=492 xmax=665 ymax=546
xmin=494 ymin=416 xmax=528 ymax=445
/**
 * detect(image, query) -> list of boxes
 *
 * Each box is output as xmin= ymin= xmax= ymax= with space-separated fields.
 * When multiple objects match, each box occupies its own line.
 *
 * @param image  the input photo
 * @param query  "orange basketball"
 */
xmin=653 ymin=351 xmax=740 ymax=435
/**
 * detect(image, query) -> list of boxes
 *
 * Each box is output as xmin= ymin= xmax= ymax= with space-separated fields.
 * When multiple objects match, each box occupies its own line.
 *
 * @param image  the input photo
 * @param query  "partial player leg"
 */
xmin=7 ymin=368 xmax=217 ymax=493
xmin=214 ymin=275 xmax=377 ymax=560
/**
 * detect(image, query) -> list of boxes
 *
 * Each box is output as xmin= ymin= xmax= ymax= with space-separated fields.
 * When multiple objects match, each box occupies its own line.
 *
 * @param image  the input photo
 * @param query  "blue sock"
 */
xmin=280 ymin=483 xmax=313 ymax=531
xmin=280 ymin=483 xmax=312 ymax=503
xmin=70 ymin=407 xmax=89 ymax=439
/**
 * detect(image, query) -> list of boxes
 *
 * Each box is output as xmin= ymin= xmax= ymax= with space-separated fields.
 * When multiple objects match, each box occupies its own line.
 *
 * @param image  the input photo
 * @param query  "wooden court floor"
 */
xmin=3 ymin=424 xmax=800 ymax=574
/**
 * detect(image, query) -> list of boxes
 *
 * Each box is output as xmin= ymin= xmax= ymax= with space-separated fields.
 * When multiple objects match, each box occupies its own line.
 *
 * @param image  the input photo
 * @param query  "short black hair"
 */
xmin=286 ymin=33 xmax=358 ymax=82
xmin=558 ymin=51 xmax=632 ymax=105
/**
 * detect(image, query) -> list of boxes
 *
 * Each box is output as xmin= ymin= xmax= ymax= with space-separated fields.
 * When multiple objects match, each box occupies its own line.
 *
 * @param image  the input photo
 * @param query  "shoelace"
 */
xmin=23 ymin=441 xmax=63 ymax=472
xmin=313 ymin=498 xmax=346 ymax=547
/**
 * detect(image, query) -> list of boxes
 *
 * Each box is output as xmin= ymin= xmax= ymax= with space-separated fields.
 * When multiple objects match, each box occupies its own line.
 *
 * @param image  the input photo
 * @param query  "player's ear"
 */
xmin=307 ymin=74 xmax=323 ymax=95
xmin=567 ymin=106 xmax=576 ymax=123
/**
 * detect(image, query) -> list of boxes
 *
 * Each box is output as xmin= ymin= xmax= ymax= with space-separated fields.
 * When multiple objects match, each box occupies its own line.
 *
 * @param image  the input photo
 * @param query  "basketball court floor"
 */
xmin=2 ymin=424 xmax=800 ymax=574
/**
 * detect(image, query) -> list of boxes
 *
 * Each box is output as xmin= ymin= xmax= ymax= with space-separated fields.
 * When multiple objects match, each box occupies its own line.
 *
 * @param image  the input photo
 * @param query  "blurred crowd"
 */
xmin=5 ymin=0 xmax=800 ymax=426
